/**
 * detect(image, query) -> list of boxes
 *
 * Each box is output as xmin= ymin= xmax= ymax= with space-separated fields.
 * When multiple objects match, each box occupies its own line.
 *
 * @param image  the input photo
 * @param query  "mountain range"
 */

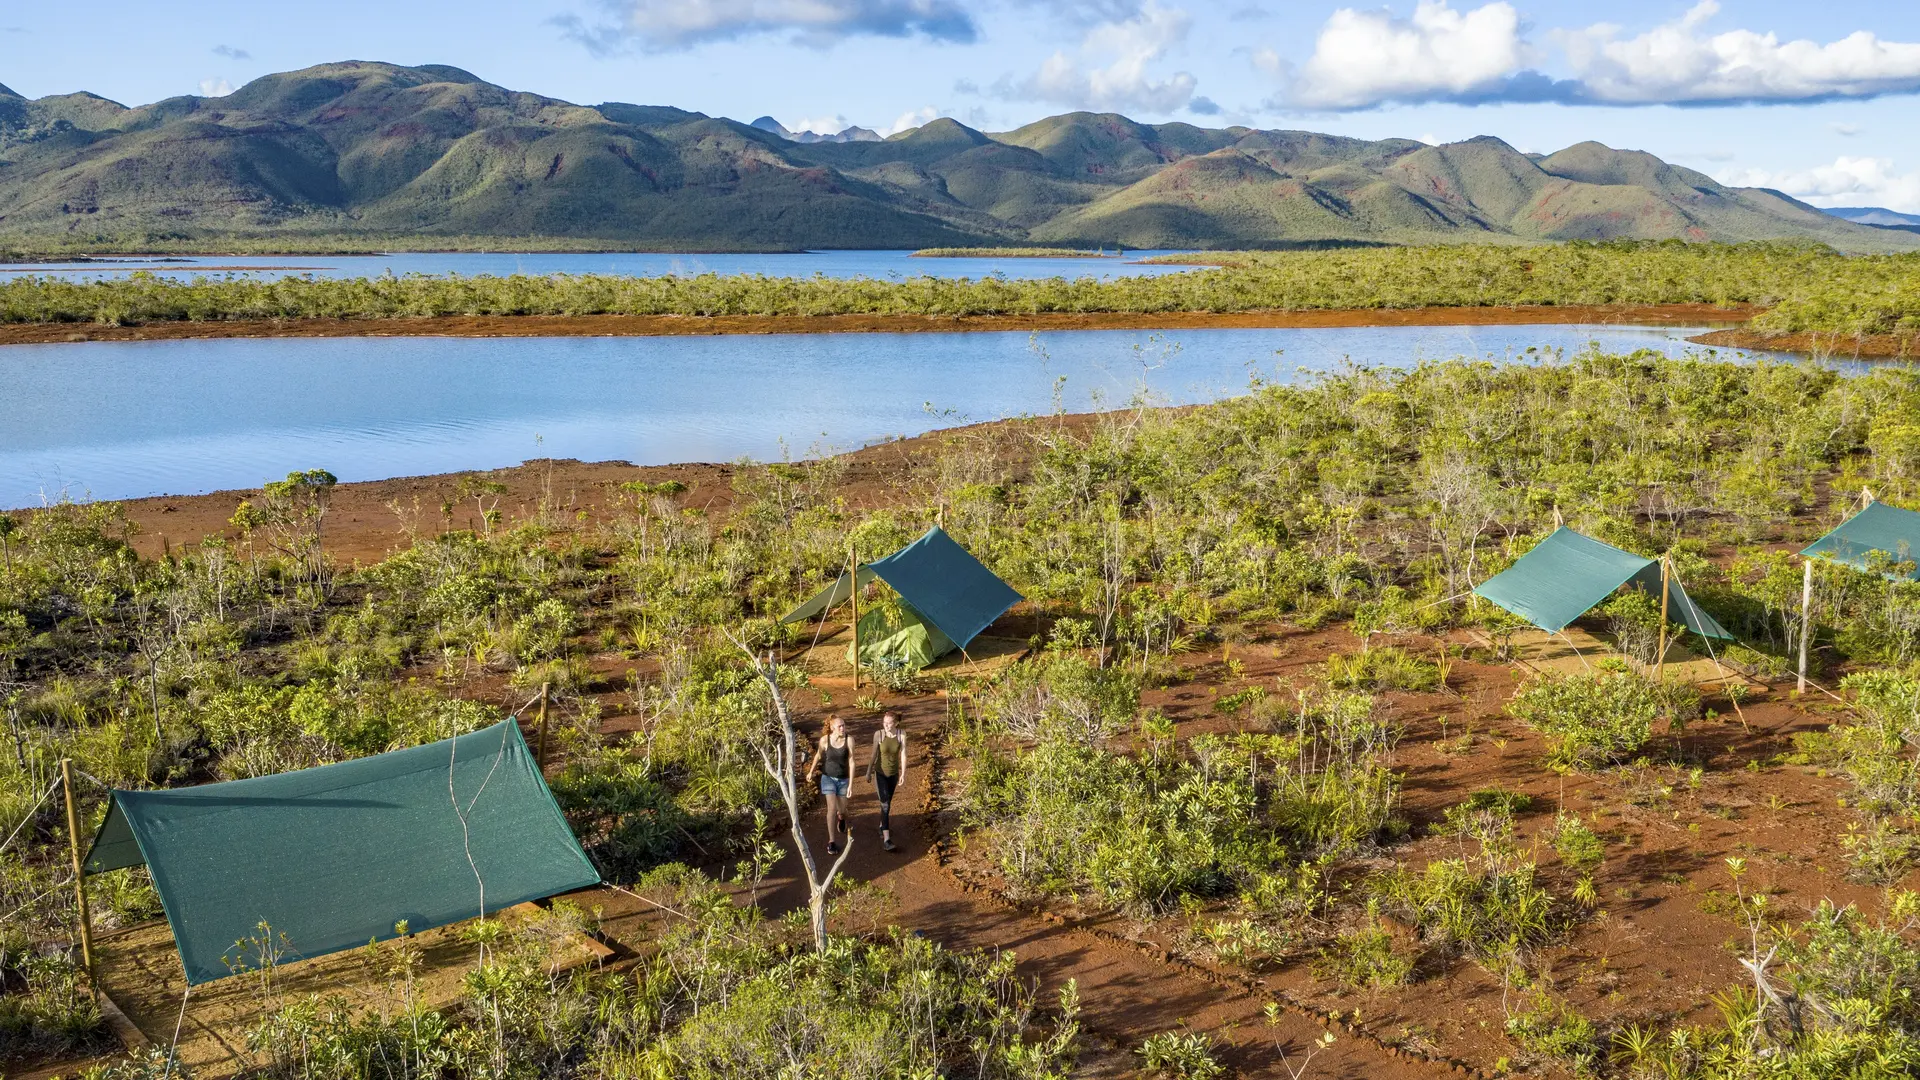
xmin=1823 ymin=206 xmax=1920 ymax=233
xmin=1 ymin=61 xmax=1912 ymax=253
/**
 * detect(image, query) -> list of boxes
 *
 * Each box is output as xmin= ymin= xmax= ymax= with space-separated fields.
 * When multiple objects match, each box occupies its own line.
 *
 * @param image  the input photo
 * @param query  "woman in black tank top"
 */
xmin=805 ymin=715 xmax=854 ymax=855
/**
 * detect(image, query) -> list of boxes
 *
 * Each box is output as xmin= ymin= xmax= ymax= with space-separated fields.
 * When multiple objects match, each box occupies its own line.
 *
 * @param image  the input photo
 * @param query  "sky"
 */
xmin=4 ymin=0 xmax=1920 ymax=211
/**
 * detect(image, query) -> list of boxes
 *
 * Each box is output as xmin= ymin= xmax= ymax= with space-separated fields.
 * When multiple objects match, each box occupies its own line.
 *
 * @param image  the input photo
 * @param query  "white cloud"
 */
xmin=885 ymin=106 xmax=942 ymax=135
xmin=994 ymin=2 xmax=1197 ymax=113
xmin=211 ymin=44 xmax=250 ymax=60
xmin=557 ymin=0 xmax=976 ymax=52
xmin=199 ymin=78 xmax=234 ymax=97
xmin=1263 ymin=0 xmax=1920 ymax=110
xmin=1559 ymin=1 xmax=1920 ymax=104
xmin=789 ymin=113 xmax=852 ymax=134
xmin=1289 ymin=1 xmax=1527 ymax=109
xmin=1719 ymin=156 xmax=1920 ymax=214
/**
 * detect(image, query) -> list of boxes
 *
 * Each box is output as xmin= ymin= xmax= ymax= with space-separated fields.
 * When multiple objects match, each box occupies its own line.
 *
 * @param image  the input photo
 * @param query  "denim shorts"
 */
xmin=819 ymin=774 xmax=851 ymax=798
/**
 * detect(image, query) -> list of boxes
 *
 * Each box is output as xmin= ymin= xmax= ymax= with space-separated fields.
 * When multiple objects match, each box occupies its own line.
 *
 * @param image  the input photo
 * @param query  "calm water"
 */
xmin=0 ymin=250 xmax=1197 ymax=282
xmin=0 ymin=324 xmax=1791 ymax=508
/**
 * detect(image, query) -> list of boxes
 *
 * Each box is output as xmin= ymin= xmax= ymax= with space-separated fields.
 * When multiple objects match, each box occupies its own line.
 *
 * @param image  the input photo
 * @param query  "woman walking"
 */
xmin=868 ymin=711 xmax=908 ymax=852
xmin=805 ymin=715 xmax=854 ymax=855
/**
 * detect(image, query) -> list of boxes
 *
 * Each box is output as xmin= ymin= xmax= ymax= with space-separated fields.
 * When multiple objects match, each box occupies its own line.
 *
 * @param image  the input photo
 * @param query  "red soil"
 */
xmin=0 ymin=303 xmax=1754 ymax=347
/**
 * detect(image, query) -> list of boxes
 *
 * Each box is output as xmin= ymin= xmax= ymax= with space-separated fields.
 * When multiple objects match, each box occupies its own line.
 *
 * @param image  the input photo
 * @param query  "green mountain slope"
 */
xmin=0 ymin=62 xmax=1910 ymax=252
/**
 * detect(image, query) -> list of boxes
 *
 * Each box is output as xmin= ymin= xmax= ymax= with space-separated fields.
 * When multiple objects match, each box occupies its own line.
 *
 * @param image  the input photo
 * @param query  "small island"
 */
xmin=910 ymin=247 xmax=1123 ymax=258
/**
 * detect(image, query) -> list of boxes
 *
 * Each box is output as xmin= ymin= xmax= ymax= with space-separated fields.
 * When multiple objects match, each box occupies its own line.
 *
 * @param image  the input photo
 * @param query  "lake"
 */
xmin=0 ymin=323 xmax=1794 ymax=508
xmin=0 ymin=250 xmax=1198 ymax=282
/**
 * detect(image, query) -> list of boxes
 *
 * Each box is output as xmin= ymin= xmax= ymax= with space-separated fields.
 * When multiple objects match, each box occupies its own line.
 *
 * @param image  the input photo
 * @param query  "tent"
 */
xmin=780 ymin=526 xmax=1023 ymax=669
xmin=85 ymin=719 xmax=599 ymax=985
xmin=1472 ymin=527 xmax=1731 ymax=639
xmin=1801 ymin=500 xmax=1920 ymax=579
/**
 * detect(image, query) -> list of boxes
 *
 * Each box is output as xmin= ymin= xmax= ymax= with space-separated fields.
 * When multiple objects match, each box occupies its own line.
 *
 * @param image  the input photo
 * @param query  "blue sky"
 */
xmin=5 ymin=1 xmax=1920 ymax=210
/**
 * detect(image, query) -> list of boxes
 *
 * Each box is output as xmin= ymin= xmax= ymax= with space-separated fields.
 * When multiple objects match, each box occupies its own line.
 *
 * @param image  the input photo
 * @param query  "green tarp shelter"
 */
xmin=1472 ymin=527 xmax=1731 ymax=639
xmin=85 ymin=719 xmax=599 ymax=985
xmin=780 ymin=526 xmax=1023 ymax=669
xmin=1801 ymin=500 xmax=1920 ymax=579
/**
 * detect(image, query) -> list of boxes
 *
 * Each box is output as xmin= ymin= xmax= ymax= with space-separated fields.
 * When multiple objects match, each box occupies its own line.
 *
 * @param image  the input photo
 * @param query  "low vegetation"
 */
xmin=9 ymin=347 xmax=1920 ymax=1075
xmin=911 ymin=248 xmax=1121 ymax=258
xmin=2 ymin=241 xmax=1918 ymax=336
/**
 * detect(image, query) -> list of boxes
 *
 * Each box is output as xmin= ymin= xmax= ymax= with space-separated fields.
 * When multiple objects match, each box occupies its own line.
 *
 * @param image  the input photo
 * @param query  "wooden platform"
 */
xmin=95 ymin=902 xmax=609 ymax=1077
xmin=1473 ymin=624 xmax=1763 ymax=692
xmin=789 ymin=624 xmax=1030 ymax=682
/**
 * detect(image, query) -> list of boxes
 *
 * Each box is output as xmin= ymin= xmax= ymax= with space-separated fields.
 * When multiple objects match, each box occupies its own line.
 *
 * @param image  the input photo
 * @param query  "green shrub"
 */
xmin=1325 ymin=646 xmax=1442 ymax=692
xmin=964 ymin=690 xmax=1399 ymax=915
xmin=1316 ymin=907 xmax=1415 ymax=989
xmin=1506 ymin=669 xmax=1665 ymax=769
xmin=977 ymin=653 xmax=1141 ymax=746
xmin=1441 ymin=788 xmax=1534 ymax=837
xmin=1596 ymin=589 xmax=1673 ymax=667
xmin=1549 ymin=814 xmax=1606 ymax=870
xmin=1199 ymin=918 xmax=1290 ymax=969
xmin=1380 ymin=817 xmax=1559 ymax=970
xmin=1137 ymin=1031 xmax=1225 ymax=1080
xmin=1505 ymin=995 xmax=1603 ymax=1074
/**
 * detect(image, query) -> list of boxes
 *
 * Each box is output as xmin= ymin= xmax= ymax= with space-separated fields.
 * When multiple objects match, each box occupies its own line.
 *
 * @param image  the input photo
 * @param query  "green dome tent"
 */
xmin=780 ymin=526 xmax=1023 ymax=671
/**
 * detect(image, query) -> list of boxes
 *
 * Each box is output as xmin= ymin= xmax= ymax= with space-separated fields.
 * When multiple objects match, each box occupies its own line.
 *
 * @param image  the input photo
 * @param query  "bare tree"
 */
xmin=732 ymin=636 xmax=853 ymax=951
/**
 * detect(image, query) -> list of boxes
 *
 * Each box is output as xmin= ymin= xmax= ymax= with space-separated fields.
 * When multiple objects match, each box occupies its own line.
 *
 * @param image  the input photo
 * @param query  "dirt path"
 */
xmin=0 ymin=302 xmax=1753 ymax=347
xmin=588 ymin=685 xmax=1456 ymax=1080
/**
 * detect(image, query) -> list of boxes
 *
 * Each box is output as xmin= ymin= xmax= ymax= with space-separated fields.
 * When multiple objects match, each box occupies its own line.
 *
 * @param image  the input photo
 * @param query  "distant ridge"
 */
xmin=749 ymin=116 xmax=882 ymax=144
xmin=1824 ymin=206 xmax=1920 ymax=231
xmin=0 ymin=61 xmax=1911 ymax=253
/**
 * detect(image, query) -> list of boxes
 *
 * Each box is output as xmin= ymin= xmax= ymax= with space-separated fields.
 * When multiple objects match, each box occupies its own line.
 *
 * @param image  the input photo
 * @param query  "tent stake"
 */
xmin=60 ymin=758 xmax=93 ymax=981
xmin=535 ymin=681 xmax=551 ymax=771
xmin=1656 ymin=555 xmax=1671 ymax=683
xmin=848 ymin=542 xmax=861 ymax=691
xmin=1798 ymin=558 xmax=1814 ymax=694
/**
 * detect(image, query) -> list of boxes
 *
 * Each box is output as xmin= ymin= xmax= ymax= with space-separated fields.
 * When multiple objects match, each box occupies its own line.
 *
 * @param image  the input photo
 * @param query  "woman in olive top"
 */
xmin=805 ymin=715 xmax=854 ymax=855
xmin=868 ymin=711 xmax=907 ymax=852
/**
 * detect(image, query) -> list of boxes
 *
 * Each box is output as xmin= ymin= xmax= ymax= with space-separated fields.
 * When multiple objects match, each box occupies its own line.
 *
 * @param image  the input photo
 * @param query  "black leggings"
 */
xmin=874 ymin=771 xmax=899 ymax=832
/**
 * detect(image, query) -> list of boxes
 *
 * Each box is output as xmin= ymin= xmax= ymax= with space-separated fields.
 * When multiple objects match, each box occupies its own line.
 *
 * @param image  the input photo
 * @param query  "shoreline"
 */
xmin=0 ymin=302 xmax=1756 ymax=346
xmin=7 ymin=413 xmax=1100 ymax=559
xmin=1689 ymin=327 xmax=1918 ymax=359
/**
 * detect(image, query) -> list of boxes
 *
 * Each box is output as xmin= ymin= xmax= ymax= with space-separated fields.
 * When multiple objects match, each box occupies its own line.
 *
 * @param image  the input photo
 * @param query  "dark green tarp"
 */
xmin=780 ymin=526 xmax=1023 ymax=666
xmin=1472 ymin=527 xmax=1731 ymax=639
xmin=86 ymin=719 xmax=598 ymax=985
xmin=1801 ymin=501 xmax=1920 ymax=580
xmin=778 ymin=566 xmax=878 ymax=627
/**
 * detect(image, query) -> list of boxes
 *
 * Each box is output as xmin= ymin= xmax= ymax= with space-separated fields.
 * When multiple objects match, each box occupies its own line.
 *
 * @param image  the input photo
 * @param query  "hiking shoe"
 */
xmin=826 ymin=841 xmax=840 ymax=856
xmin=883 ymin=838 xmax=898 ymax=852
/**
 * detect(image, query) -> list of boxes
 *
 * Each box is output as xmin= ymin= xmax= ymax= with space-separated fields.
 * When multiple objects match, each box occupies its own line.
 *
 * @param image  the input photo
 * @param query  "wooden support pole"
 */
xmin=1798 ymin=558 xmax=1814 ymax=694
xmin=849 ymin=543 xmax=861 ymax=690
xmin=1656 ymin=555 xmax=1671 ymax=683
xmin=60 ymin=759 xmax=94 ymax=980
xmin=535 ymin=681 xmax=551 ymax=771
